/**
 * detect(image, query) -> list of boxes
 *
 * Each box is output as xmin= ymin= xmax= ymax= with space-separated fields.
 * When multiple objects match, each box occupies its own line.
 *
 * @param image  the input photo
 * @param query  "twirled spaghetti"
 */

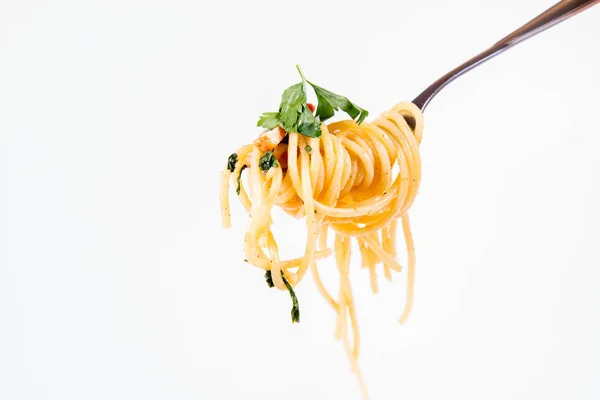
xmin=220 ymin=101 xmax=424 ymax=399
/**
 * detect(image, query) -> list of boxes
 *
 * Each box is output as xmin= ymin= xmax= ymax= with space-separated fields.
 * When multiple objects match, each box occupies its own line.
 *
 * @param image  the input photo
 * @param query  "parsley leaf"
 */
xmin=236 ymin=165 xmax=247 ymax=195
xmin=283 ymin=275 xmax=300 ymax=323
xmin=297 ymin=104 xmax=321 ymax=138
xmin=259 ymin=151 xmax=279 ymax=171
xmin=227 ymin=153 xmax=238 ymax=172
xmin=305 ymin=145 xmax=312 ymax=154
xmin=257 ymin=112 xmax=280 ymax=130
xmin=264 ymin=270 xmax=275 ymax=288
xmin=264 ymin=270 xmax=300 ymax=323
xmin=278 ymin=82 xmax=306 ymax=132
xmin=308 ymin=82 xmax=369 ymax=125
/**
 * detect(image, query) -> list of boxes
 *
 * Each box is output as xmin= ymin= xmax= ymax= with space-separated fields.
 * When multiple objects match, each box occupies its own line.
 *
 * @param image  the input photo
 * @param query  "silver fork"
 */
xmin=405 ymin=0 xmax=600 ymax=129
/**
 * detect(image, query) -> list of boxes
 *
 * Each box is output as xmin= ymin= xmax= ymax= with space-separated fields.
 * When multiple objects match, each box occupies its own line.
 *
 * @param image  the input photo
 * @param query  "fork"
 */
xmin=405 ymin=0 xmax=600 ymax=129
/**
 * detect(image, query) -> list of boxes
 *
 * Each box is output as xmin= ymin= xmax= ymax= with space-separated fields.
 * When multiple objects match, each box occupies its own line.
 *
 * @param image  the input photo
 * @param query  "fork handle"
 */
xmin=412 ymin=0 xmax=600 ymax=111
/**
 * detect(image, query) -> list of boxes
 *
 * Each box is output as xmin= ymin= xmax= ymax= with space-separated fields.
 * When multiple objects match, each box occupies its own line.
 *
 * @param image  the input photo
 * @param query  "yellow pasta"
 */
xmin=220 ymin=101 xmax=424 ymax=399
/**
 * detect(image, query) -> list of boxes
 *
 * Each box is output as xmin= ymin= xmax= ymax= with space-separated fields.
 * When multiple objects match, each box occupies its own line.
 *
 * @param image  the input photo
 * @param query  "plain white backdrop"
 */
xmin=1 ymin=0 xmax=600 ymax=399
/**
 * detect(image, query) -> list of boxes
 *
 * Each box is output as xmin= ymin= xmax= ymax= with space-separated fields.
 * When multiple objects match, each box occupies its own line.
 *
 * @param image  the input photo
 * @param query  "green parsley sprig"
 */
xmin=257 ymin=65 xmax=369 ymax=138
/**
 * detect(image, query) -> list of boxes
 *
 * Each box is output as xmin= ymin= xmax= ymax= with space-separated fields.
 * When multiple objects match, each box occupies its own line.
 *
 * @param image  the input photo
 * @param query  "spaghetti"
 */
xmin=220 ymin=101 xmax=424 ymax=399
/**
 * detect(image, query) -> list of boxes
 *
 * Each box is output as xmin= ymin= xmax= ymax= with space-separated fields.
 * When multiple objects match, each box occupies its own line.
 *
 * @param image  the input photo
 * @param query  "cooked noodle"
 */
xmin=220 ymin=102 xmax=424 ymax=398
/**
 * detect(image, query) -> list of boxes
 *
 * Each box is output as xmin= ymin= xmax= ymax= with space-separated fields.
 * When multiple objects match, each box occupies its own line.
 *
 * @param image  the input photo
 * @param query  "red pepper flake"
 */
xmin=307 ymin=103 xmax=316 ymax=113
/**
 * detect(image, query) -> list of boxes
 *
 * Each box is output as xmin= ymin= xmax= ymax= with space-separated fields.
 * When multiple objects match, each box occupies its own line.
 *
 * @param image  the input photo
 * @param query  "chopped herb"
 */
xmin=236 ymin=165 xmax=247 ymax=195
xmin=283 ymin=275 xmax=300 ymax=323
xmin=305 ymin=145 xmax=312 ymax=154
xmin=259 ymin=151 xmax=279 ymax=171
xmin=257 ymin=65 xmax=368 ymax=138
xmin=227 ymin=153 xmax=238 ymax=172
xmin=243 ymin=259 xmax=249 ymax=263
xmin=264 ymin=270 xmax=300 ymax=323
xmin=264 ymin=270 xmax=275 ymax=288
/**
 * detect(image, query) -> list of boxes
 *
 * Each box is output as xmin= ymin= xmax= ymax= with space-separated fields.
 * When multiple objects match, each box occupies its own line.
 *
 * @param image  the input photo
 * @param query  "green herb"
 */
xmin=264 ymin=270 xmax=300 ymax=323
xmin=283 ymin=275 xmax=300 ymax=323
xmin=227 ymin=153 xmax=238 ymax=172
xmin=257 ymin=65 xmax=368 ymax=138
xmin=278 ymin=82 xmax=306 ymax=131
xmin=244 ymin=259 xmax=249 ymax=263
xmin=305 ymin=145 xmax=312 ymax=154
xmin=296 ymin=103 xmax=321 ymax=138
xmin=257 ymin=112 xmax=280 ymax=130
xmin=264 ymin=270 xmax=275 ymax=288
xmin=259 ymin=151 xmax=279 ymax=171
xmin=307 ymin=82 xmax=369 ymax=125
xmin=236 ymin=165 xmax=247 ymax=195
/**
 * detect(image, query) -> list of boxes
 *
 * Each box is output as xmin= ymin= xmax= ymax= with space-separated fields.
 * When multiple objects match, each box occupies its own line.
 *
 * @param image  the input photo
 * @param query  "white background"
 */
xmin=1 ymin=1 xmax=600 ymax=399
